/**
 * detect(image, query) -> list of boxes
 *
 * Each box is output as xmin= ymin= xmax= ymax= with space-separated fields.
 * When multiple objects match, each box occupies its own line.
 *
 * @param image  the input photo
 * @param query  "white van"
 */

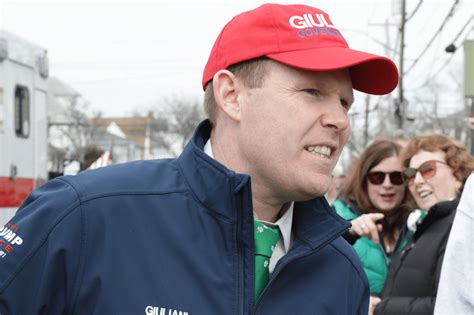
xmin=0 ymin=31 xmax=48 ymax=225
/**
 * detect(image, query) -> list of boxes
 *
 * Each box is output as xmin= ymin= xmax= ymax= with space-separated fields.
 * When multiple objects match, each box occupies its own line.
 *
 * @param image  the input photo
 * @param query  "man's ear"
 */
xmin=212 ymin=69 xmax=242 ymax=122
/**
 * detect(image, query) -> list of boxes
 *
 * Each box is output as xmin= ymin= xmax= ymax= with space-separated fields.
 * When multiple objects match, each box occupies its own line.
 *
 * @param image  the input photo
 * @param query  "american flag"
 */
xmin=88 ymin=149 xmax=112 ymax=170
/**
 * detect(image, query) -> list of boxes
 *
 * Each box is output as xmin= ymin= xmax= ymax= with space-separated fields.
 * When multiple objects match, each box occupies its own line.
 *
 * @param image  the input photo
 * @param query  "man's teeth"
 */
xmin=419 ymin=191 xmax=432 ymax=198
xmin=306 ymin=145 xmax=332 ymax=157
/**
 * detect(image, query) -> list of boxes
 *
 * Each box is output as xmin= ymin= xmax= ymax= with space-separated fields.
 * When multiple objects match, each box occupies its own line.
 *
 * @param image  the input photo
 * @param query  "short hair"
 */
xmin=399 ymin=134 xmax=474 ymax=191
xmin=203 ymin=57 xmax=270 ymax=126
xmin=338 ymin=139 xmax=413 ymax=243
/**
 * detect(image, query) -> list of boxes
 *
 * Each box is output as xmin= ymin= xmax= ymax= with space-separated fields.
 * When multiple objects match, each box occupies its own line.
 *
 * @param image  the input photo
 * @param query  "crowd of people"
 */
xmin=330 ymin=134 xmax=474 ymax=314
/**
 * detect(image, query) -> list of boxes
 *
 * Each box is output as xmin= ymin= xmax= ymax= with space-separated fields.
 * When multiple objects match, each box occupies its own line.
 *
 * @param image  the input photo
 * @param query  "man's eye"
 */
xmin=341 ymin=99 xmax=351 ymax=111
xmin=302 ymin=89 xmax=320 ymax=96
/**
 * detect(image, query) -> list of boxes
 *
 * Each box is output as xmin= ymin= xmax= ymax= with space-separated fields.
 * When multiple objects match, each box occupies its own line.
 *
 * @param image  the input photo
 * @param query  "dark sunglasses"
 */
xmin=403 ymin=160 xmax=447 ymax=185
xmin=367 ymin=171 xmax=405 ymax=185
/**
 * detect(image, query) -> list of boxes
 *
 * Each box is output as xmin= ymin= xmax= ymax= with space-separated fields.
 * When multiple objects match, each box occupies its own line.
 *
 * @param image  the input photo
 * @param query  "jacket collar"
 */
xmin=177 ymin=120 xmax=351 ymax=245
xmin=292 ymin=199 xmax=350 ymax=249
xmin=177 ymin=120 xmax=248 ymax=221
xmin=415 ymin=197 xmax=459 ymax=238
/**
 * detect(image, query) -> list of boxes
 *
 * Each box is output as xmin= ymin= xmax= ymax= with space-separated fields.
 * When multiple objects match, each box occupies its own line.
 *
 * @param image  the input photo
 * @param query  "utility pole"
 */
xmin=464 ymin=40 xmax=474 ymax=154
xmin=469 ymin=98 xmax=474 ymax=154
xmin=397 ymin=0 xmax=407 ymax=129
xmin=364 ymin=95 xmax=370 ymax=146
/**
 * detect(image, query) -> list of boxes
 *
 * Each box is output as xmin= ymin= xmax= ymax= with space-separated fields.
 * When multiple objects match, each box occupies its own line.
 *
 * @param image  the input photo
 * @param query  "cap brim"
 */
xmin=267 ymin=47 xmax=399 ymax=95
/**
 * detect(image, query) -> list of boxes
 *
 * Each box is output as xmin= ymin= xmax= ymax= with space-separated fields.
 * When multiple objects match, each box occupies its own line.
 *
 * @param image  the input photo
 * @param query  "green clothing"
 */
xmin=253 ymin=220 xmax=281 ymax=301
xmin=332 ymin=199 xmax=408 ymax=294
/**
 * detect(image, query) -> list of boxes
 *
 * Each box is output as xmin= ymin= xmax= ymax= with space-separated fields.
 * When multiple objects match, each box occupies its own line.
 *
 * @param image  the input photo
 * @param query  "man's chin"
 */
xmin=298 ymin=182 xmax=332 ymax=201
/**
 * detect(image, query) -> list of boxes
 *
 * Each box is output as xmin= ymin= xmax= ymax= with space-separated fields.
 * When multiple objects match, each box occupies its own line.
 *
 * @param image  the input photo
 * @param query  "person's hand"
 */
xmin=349 ymin=213 xmax=384 ymax=243
xmin=368 ymin=296 xmax=381 ymax=315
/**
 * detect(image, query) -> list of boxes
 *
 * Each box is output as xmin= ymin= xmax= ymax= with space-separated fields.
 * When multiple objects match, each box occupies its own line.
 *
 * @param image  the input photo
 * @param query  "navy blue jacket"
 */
xmin=0 ymin=120 xmax=368 ymax=314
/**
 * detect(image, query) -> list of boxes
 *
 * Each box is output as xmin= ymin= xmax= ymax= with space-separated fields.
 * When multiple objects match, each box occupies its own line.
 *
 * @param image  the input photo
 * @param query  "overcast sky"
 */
xmin=1 ymin=0 xmax=472 ymax=117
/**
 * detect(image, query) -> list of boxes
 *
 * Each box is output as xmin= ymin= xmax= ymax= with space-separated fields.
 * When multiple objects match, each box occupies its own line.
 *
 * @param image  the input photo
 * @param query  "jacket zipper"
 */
xmin=379 ymin=226 xmax=407 ymax=266
xmin=237 ymin=177 xmax=252 ymax=315
xmin=378 ymin=232 xmax=390 ymax=266
xmin=236 ymin=187 xmax=245 ymax=315
xmin=390 ymin=242 xmax=415 ymax=289
xmin=379 ymin=243 xmax=390 ymax=265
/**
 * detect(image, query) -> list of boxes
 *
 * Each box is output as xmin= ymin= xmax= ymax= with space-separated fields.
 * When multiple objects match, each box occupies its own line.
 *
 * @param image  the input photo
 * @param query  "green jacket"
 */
xmin=332 ymin=199 xmax=408 ymax=294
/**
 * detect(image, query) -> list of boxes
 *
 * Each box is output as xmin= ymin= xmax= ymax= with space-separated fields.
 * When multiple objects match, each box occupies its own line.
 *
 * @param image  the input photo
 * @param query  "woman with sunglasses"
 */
xmin=373 ymin=134 xmax=474 ymax=315
xmin=333 ymin=139 xmax=413 ymax=295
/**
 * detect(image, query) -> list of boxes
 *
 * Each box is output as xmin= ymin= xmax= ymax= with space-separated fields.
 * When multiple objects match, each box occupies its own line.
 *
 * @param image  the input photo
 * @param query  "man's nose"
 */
xmin=320 ymin=99 xmax=350 ymax=131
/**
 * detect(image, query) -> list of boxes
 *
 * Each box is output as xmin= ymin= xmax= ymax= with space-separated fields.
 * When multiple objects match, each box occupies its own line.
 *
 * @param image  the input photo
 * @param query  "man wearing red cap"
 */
xmin=0 ymin=4 xmax=398 ymax=314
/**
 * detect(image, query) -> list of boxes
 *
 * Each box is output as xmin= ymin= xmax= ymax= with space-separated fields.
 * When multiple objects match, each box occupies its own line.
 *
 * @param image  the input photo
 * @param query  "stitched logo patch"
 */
xmin=145 ymin=306 xmax=189 ymax=315
xmin=289 ymin=13 xmax=337 ymax=29
xmin=0 ymin=222 xmax=23 ymax=258
xmin=288 ymin=13 xmax=343 ymax=39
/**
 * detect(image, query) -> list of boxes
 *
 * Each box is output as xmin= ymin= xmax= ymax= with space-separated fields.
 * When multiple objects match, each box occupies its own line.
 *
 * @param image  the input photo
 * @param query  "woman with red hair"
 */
xmin=373 ymin=134 xmax=474 ymax=314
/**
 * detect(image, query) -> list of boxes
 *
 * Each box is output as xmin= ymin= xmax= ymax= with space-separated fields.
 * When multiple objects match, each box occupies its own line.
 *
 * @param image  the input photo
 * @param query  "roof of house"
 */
xmin=94 ymin=116 xmax=153 ymax=145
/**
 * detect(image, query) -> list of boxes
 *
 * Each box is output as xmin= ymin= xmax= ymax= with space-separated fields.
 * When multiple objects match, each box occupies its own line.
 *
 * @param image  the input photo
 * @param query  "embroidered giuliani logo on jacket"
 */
xmin=145 ymin=306 xmax=189 ymax=315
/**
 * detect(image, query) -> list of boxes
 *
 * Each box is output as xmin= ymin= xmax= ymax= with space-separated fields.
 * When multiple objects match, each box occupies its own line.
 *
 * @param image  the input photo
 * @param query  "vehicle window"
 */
xmin=14 ymin=85 xmax=30 ymax=138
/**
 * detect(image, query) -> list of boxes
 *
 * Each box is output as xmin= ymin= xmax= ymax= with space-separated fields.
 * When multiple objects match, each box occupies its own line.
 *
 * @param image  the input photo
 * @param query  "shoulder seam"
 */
xmin=60 ymin=174 xmax=189 ymax=203
xmin=81 ymin=190 xmax=189 ymax=203
xmin=67 ymin=189 xmax=87 ymax=314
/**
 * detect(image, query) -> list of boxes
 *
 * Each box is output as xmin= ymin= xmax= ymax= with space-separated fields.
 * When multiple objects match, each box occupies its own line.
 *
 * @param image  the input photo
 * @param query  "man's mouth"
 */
xmin=305 ymin=145 xmax=332 ymax=158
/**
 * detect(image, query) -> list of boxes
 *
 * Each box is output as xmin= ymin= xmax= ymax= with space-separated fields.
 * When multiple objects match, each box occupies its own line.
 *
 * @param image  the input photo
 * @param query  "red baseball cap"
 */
xmin=202 ymin=3 xmax=399 ymax=95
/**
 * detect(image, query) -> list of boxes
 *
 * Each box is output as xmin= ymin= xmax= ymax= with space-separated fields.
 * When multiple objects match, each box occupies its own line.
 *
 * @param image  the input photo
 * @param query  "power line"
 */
xmin=408 ymin=22 xmax=474 ymax=91
xmin=405 ymin=0 xmax=424 ymax=22
xmin=339 ymin=28 xmax=398 ymax=54
xmin=423 ymin=54 xmax=456 ymax=85
xmin=429 ymin=26 xmax=474 ymax=81
xmin=404 ymin=0 xmax=460 ymax=75
xmin=449 ymin=15 xmax=474 ymax=46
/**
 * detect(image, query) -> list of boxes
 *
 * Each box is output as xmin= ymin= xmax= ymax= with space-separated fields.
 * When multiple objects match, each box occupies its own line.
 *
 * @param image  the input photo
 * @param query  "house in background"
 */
xmin=91 ymin=121 xmax=142 ymax=165
xmin=93 ymin=112 xmax=169 ymax=160
xmin=47 ymin=77 xmax=145 ymax=174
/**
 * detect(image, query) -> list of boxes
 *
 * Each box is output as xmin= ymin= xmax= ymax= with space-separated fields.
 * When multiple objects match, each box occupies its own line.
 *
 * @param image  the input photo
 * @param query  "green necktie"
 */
xmin=254 ymin=219 xmax=281 ymax=301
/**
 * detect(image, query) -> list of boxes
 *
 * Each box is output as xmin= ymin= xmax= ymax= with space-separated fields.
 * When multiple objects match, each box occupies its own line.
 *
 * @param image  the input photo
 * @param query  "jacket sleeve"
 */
xmin=435 ymin=175 xmax=474 ymax=314
xmin=0 ymin=178 xmax=84 ymax=314
xmin=357 ymin=274 xmax=370 ymax=315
